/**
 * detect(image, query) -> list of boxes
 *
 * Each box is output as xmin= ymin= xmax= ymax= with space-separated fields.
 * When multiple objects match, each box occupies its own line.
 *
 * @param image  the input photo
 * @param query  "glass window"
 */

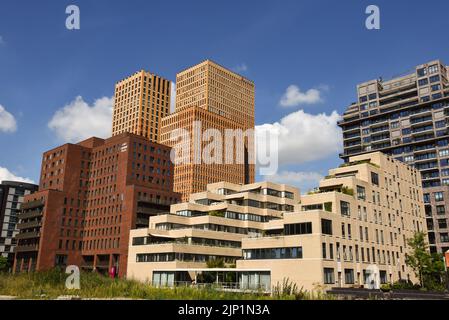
xmin=324 ymin=268 xmax=335 ymax=284
xmin=438 ymin=219 xmax=447 ymax=229
xmin=436 ymin=205 xmax=445 ymax=215
xmin=344 ymin=269 xmax=355 ymax=284
xmin=435 ymin=192 xmax=444 ymax=202
xmin=321 ymin=219 xmax=333 ymax=235
xmin=340 ymin=201 xmax=351 ymax=217
xmin=417 ymin=68 xmax=427 ymax=77
xmin=357 ymin=186 xmax=366 ymax=200
xmin=371 ymin=172 xmax=379 ymax=186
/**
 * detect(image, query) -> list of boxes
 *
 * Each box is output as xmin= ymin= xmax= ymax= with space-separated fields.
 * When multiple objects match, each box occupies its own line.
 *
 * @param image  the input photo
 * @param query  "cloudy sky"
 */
xmin=0 ymin=0 xmax=449 ymax=193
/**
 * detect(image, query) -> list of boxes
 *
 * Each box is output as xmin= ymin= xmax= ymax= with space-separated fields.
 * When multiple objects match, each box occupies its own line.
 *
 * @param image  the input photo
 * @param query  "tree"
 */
xmin=405 ymin=232 xmax=445 ymax=290
xmin=206 ymin=258 xmax=225 ymax=269
xmin=405 ymin=232 xmax=430 ymax=287
xmin=0 ymin=256 xmax=8 ymax=272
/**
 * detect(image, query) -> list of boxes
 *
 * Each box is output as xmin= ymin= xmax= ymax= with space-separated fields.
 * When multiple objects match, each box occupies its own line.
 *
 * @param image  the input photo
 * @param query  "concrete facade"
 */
xmin=339 ymin=59 xmax=449 ymax=254
xmin=127 ymin=152 xmax=426 ymax=291
xmin=0 ymin=181 xmax=38 ymax=267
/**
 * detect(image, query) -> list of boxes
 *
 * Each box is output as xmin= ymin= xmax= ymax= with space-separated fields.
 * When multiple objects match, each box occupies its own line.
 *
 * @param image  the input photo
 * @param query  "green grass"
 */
xmin=0 ymin=270 xmax=329 ymax=300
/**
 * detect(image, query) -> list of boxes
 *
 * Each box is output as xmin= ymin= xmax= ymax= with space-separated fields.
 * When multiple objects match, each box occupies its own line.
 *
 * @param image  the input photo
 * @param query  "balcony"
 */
xmin=17 ymin=220 xmax=42 ymax=230
xmin=15 ymin=244 xmax=39 ymax=253
xmin=15 ymin=231 xmax=40 ymax=240
xmin=21 ymin=200 xmax=44 ymax=210
xmin=18 ymin=209 xmax=43 ymax=220
xmin=343 ymin=134 xmax=361 ymax=142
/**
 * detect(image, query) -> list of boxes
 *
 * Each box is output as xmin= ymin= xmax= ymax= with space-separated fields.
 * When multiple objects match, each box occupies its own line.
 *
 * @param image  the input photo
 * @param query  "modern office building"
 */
xmin=160 ymin=60 xmax=255 ymax=201
xmin=127 ymin=181 xmax=298 ymax=285
xmin=112 ymin=70 xmax=172 ymax=142
xmin=0 ymin=181 xmax=38 ymax=267
xmin=13 ymin=133 xmax=180 ymax=276
xmin=339 ymin=59 xmax=449 ymax=253
xmin=127 ymin=152 xmax=426 ymax=291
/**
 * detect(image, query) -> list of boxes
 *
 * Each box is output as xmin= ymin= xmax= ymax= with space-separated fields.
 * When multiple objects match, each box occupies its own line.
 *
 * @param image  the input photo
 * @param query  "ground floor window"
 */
xmin=344 ymin=269 xmax=354 ymax=284
xmin=380 ymin=270 xmax=388 ymax=284
xmin=323 ymin=268 xmax=335 ymax=284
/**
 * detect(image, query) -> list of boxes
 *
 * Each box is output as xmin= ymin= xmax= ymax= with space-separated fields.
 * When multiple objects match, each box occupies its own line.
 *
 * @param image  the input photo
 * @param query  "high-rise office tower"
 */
xmin=13 ymin=133 xmax=180 ymax=276
xmin=339 ymin=59 xmax=449 ymax=254
xmin=161 ymin=60 xmax=255 ymax=201
xmin=0 ymin=181 xmax=38 ymax=267
xmin=112 ymin=70 xmax=172 ymax=142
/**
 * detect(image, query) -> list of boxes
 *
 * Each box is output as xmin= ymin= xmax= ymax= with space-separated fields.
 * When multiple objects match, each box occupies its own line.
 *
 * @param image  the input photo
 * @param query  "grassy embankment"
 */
xmin=0 ymin=269 xmax=332 ymax=300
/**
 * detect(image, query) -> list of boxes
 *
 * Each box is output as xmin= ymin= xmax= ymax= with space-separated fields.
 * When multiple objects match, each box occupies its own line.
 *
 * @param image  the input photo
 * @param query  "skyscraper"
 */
xmin=13 ymin=133 xmax=180 ymax=276
xmin=339 ymin=59 xmax=449 ymax=254
xmin=112 ymin=70 xmax=172 ymax=142
xmin=161 ymin=60 xmax=255 ymax=201
xmin=0 ymin=181 xmax=38 ymax=267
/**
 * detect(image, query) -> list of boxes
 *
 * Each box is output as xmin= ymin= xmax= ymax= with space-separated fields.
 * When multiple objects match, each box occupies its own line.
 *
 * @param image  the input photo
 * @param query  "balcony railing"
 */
xmin=21 ymin=200 xmax=44 ymax=210
xmin=18 ymin=210 xmax=43 ymax=220
xmin=17 ymin=220 xmax=42 ymax=230
xmin=15 ymin=231 xmax=40 ymax=240
xmin=15 ymin=244 xmax=39 ymax=253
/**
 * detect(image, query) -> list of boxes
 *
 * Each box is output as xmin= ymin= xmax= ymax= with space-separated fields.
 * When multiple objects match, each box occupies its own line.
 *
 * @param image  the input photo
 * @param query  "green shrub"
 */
xmin=324 ymin=202 xmax=333 ymax=212
xmin=208 ymin=211 xmax=225 ymax=218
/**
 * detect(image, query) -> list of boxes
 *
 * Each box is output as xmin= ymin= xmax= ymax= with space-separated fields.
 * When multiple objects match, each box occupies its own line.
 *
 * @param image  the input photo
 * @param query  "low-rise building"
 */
xmin=127 ymin=181 xmax=298 ymax=284
xmin=127 ymin=152 xmax=427 ymax=291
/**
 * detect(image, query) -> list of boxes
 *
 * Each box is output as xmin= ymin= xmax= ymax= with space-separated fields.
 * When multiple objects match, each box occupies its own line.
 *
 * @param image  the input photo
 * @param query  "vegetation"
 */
xmin=341 ymin=187 xmax=354 ymax=196
xmin=324 ymin=202 xmax=333 ymax=212
xmin=0 ymin=257 xmax=8 ymax=273
xmin=208 ymin=210 xmax=225 ymax=218
xmin=405 ymin=232 xmax=446 ymax=291
xmin=0 ymin=270 xmax=332 ymax=300
xmin=272 ymin=279 xmax=334 ymax=300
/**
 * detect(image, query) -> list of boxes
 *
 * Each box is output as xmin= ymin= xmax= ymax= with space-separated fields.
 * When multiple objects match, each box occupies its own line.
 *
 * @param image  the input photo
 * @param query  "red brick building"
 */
xmin=13 ymin=133 xmax=180 ymax=277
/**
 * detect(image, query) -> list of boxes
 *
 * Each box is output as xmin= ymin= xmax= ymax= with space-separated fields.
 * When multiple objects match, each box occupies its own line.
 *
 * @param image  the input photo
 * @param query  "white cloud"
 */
xmin=279 ymin=85 xmax=322 ymax=107
xmin=48 ymin=96 xmax=113 ymax=143
xmin=0 ymin=36 xmax=4 ymax=45
xmin=267 ymin=170 xmax=324 ymax=192
xmin=232 ymin=63 xmax=248 ymax=73
xmin=256 ymin=109 xmax=342 ymax=166
xmin=0 ymin=105 xmax=17 ymax=133
xmin=0 ymin=167 xmax=34 ymax=184
xmin=170 ymin=82 xmax=176 ymax=113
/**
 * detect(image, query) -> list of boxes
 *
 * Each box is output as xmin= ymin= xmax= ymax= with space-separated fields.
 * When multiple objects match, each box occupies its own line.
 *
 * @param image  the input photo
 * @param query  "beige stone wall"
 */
xmin=127 ymin=153 xmax=427 ymax=290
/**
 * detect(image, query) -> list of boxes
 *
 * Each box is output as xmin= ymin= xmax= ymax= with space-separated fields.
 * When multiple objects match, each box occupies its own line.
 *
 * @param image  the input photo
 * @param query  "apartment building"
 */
xmin=339 ymin=60 xmax=449 ymax=253
xmin=13 ymin=133 xmax=180 ymax=276
xmin=0 ymin=181 xmax=38 ymax=267
xmin=127 ymin=181 xmax=298 ymax=284
xmin=127 ymin=152 xmax=426 ymax=291
xmin=160 ymin=60 xmax=255 ymax=201
xmin=238 ymin=153 xmax=425 ymax=290
xmin=112 ymin=70 xmax=171 ymax=142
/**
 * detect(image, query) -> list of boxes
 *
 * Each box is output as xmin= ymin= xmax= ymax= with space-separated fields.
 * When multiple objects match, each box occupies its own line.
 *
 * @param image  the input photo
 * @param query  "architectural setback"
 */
xmin=339 ymin=60 xmax=449 ymax=254
xmin=13 ymin=133 xmax=180 ymax=277
xmin=127 ymin=152 xmax=426 ymax=291
xmin=161 ymin=60 xmax=255 ymax=201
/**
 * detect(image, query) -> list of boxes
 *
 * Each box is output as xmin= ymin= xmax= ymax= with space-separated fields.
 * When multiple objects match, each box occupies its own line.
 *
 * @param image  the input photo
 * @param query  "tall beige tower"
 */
xmin=161 ymin=60 xmax=255 ymax=201
xmin=112 ymin=70 xmax=171 ymax=142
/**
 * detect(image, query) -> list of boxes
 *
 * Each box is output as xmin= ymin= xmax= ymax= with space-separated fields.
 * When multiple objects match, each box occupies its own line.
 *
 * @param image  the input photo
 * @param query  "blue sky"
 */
xmin=0 ymin=0 xmax=449 ymax=192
